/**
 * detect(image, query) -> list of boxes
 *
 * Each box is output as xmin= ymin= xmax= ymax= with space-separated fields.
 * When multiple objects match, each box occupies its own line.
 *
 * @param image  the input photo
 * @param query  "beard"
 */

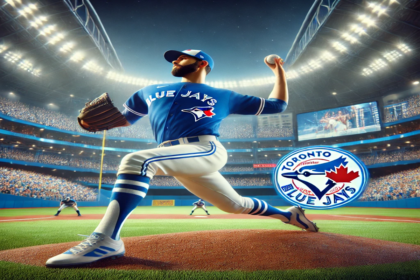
xmin=171 ymin=61 xmax=200 ymax=77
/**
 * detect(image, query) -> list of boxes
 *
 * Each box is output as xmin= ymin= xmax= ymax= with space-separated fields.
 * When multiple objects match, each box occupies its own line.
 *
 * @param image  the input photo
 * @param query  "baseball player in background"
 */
xmin=47 ymin=49 xmax=318 ymax=267
xmin=190 ymin=198 xmax=210 ymax=215
xmin=54 ymin=197 xmax=81 ymax=217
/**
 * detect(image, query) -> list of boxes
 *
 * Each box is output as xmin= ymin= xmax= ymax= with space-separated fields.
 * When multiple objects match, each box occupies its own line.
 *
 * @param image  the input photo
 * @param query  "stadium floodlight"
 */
xmin=286 ymin=70 xmax=299 ymax=79
xmin=389 ymin=0 xmax=399 ymax=4
xmin=28 ymin=3 xmax=37 ymax=10
xmin=369 ymin=58 xmax=387 ymax=71
xmin=367 ymin=2 xmax=387 ymax=16
xmin=383 ymin=50 xmax=402 ymax=62
xmin=362 ymin=68 xmax=374 ymax=76
xmin=300 ymin=65 xmax=313 ymax=74
xmin=413 ymin=81 xmax=419 ymax=85
xmin=397 ymin=43 xmax=411 ymax=53
xmin=39 ymin=25 xmax=56 ymax=36
xmin=332 ymin=41 xmax=347 ymax=52
xmin=350 ymin=24 xmax=367 ymax=36
xmin=357 ymin=14 xmax=376 ymax=27
xmin=70 ymin=52 xmax=84 ymax=63
xmin=4 ymin=51 xmax=22 ymax=62
xmin=332 ymin=92 xmax=337 ymax=95
xmin=48 ymin=33 xmax=65 ymax=45
xmin=0 ymin=45 xmax=7 ymax=54
xmin=341 ymin=33 xmax=359 ymax=44
xmin=70 ymin=94 xmax=74 ymax=97
xmin=5 ymin=0 xmax=17 ymax=7
xmin=320 ymin=51 xmax=335 ymax=62
xmin=308 ymin=59 xmax=322 ymax=69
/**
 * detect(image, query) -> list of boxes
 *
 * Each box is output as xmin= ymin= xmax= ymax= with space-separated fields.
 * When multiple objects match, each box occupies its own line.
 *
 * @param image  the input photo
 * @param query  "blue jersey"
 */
xmin=122 ymin=82 xmax=286 ymax=144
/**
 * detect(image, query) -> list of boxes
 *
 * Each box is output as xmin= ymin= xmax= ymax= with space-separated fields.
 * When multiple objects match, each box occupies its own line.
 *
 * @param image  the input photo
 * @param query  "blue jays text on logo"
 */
xmin=273 ymin=146 xmax=369 ymax=210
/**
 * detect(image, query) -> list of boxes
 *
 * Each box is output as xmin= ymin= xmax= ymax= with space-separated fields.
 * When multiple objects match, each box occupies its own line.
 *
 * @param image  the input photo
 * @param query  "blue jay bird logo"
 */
xmin=273 ymin=146 xmax=368 ymax=210
xmin=182 ymin=106 xmax=215 ymax=122
xmin=282 ymin=156 xmax=353 ymax=200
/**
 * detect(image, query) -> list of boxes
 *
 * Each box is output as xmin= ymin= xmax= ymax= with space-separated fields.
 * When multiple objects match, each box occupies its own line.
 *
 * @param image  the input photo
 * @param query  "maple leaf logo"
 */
xmin=325 ymin=164 xmax=359 ymax=183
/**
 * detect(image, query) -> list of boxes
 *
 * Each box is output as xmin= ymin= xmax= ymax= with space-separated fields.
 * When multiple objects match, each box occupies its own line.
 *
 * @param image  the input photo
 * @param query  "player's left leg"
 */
xmin=175 ymin=172 xmax=318 ymax=232
xmin=201 ymin=205 xmax=210 ymax=215
xmin=72 ymin=205 xmax=81 ymax=216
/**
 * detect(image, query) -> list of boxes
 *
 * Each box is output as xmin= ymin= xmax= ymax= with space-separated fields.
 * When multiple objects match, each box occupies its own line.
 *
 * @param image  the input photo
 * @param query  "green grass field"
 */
xmin=1 ymin=206 xmax=420 ymax=280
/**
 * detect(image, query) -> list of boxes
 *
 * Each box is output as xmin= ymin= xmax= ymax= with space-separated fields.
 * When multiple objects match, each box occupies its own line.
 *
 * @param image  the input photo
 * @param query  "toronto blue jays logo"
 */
xmin=273 ymin=146 xmax=369 ymax=210
xmin=181 ymin=106 xmax=216 ymax=122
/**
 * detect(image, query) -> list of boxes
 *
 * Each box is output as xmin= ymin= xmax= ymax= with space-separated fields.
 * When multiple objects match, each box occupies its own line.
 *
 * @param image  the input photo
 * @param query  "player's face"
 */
xmin=171 ymin=55 xmax=201 ymax=77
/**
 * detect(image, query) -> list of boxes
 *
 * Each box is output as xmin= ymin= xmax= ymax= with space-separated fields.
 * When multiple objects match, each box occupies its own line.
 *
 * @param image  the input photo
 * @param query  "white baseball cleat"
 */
xmin=46 ymin=233 xmax=125 ymax=267
xmin=284 ymin=206 xmax=319 ymax=232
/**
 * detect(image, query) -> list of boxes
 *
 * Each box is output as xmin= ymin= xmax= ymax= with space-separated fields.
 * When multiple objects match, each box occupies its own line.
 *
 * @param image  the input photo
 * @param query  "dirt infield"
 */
xmin=1 ymin=213 xmax=420 ymax=223
xmin=1 ymin=230 xmax=420 ymax=271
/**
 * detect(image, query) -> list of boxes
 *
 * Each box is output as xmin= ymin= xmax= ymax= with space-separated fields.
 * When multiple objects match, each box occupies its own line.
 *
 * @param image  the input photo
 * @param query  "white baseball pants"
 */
xmin=118 ymin=135 xmax=254 ymax=214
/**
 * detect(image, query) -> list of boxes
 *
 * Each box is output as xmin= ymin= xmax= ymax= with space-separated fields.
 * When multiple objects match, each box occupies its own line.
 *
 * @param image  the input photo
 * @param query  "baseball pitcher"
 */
xmin=190 ymin=198 xmax=210 ymax=215
xmin=46 ymin=49 xmax=318 ymax=267
xmin=54 ymin=197 xmax=81 ymax=217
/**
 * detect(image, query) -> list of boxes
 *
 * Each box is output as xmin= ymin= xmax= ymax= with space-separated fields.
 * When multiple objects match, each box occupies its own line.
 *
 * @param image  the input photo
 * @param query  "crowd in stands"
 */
xmin=220 ymin=166 xmax=255 ymax=172
xmin=0 ymin=167 xmax=97 ymax=201
xmin=0 ymin=147 xmax=119 ymax=170
xmin=1 ymin=146 xmax=419 ymax=172
xmin=359 ymin=167 xmax=420 ymax=201
xmin=256 ymin=127 xmax=293 ymax=138
xmin=219 ymin=119 xmax=254 ymax=139
xmin=0 ymin=147 xmax=36 ymax=162
xmin=384 ymin=94 xmax=420 ymax=123
xmin=77 ymin=175 xmax=273 ymax=187
xmin=1 ymin=97 xmax=282 ymax=139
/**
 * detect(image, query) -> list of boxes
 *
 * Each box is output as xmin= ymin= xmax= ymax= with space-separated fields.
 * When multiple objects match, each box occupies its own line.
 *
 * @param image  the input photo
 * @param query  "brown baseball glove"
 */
xmin=77 ymin=93 xmax=127 ymax=132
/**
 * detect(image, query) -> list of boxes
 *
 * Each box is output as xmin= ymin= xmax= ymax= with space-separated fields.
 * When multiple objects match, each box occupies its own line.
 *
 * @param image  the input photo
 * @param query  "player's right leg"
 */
xmin=46 ymin=136 xmax=225 ymax=267
xmin=54 ymin=205 xmax=67 ymax=216
xmin=175 ymin=172 xmax=318 ymax=232
xmin=190 ymin=206 xmax=197 ymax=215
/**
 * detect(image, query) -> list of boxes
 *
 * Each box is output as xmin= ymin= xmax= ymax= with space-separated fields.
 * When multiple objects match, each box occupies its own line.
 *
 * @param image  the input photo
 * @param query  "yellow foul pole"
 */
xmin=98 ymin=130 xmax=106 ymax=201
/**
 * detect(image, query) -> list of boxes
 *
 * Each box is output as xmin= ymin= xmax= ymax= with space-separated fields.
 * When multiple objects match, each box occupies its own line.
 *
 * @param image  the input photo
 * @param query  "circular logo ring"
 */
xmin=273 ymin=146 xmax=369 ymax=210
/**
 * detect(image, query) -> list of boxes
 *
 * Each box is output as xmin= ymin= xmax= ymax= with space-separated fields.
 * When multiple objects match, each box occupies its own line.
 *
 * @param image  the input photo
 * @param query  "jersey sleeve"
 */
xmin=122 ymin=89 xmax=148 ymax=124
xmin=228 ymin=91 xmax=265 ymax=115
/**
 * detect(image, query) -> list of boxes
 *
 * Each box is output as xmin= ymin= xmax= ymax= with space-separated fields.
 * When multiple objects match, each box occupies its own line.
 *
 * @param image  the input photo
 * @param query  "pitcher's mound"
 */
xmin=1 ymin=230 xmax=420 ymax=271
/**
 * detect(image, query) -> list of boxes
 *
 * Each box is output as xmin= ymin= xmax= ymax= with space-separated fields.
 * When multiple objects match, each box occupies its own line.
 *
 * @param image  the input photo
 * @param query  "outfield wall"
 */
xmin=1 ymin=193 xmax=420 ymax=209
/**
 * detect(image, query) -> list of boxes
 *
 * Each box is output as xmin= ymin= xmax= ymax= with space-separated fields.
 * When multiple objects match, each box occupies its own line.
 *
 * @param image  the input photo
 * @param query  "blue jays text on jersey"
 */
xmin=122 ymin=82 xmax=287 ymax=144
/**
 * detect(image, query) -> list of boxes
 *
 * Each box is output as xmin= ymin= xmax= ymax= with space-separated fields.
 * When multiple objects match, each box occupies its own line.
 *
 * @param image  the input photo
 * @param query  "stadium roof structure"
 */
xmin=0 ymin=0 xmax=124 ymax=113
xmin=284 ymin=0 xmax=420 ymax=114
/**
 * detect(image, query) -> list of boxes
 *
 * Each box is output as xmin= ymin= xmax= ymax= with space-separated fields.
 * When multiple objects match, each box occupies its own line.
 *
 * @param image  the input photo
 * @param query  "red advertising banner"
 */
xmin=253 ymin=164 xmax=277 ymax=168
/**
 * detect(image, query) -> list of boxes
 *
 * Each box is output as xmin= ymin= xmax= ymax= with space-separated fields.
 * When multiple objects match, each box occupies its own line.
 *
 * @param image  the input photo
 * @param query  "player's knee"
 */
xmin=215 ymin=197 xmax=252 ymax=214
xmin=118 ymin=152 xmax=146 ymax=172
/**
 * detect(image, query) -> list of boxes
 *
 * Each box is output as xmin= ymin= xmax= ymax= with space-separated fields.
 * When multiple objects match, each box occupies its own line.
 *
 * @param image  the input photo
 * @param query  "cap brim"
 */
xmin=164 ymin=50 xmax=203 ymax=63
xmin=164 ymin=50 xmax=186 ymax=63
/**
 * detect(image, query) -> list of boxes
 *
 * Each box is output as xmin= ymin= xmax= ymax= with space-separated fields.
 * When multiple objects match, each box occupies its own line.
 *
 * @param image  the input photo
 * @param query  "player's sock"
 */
xmin=93 ymin=174 xmax=149 ymax=240
xmin=248 ymin=198 xmax=291 ymax=222
xmin=54 ymin=211 xmax=61 ymax=216
xmin=190 ymin=211 xmax=194 ymax=215
xmin=76 ymin=210 xmax=81 ymax=216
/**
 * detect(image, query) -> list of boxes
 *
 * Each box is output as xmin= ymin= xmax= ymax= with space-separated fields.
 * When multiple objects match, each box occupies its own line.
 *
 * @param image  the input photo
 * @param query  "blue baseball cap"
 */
xmin=164 ymin=49 xmax=214 ymax=72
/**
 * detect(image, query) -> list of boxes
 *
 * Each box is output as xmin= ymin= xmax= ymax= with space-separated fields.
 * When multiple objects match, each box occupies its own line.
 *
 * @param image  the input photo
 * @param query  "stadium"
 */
xmin=0 ymin=0 xmax=419 ymax=279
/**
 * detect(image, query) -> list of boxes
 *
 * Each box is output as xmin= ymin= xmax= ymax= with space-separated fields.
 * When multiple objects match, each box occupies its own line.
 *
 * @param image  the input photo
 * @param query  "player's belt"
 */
xmin=158 ymin=135 xmax=218 ymax=148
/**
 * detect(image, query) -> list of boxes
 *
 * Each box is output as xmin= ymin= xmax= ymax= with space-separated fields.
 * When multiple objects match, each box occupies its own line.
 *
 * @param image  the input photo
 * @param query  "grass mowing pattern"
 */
xmin=1 ymin=219 xmax=420 ymax=251
xmin=1 ymin=207 xmax=420 ymax=279
xmin=1 ymin=206 xmax=420 ymax=217
xmin=1 ymin=260 xmax=420 ymax=280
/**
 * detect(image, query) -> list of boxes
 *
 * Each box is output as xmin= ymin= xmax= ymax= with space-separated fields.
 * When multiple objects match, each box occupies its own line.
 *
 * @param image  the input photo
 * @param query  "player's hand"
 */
xmin=264 ymin=57 xmax=285 ymax=76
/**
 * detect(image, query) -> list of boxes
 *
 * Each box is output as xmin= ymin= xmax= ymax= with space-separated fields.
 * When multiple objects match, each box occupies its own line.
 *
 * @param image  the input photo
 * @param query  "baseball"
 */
xmin=266 ymin=54 xmax=281 ymax=64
